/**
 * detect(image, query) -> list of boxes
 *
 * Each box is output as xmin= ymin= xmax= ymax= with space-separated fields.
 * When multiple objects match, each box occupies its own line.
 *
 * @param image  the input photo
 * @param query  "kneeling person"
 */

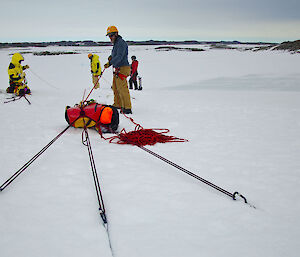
xmin=7 ymin=53 xmax=31 ymax=95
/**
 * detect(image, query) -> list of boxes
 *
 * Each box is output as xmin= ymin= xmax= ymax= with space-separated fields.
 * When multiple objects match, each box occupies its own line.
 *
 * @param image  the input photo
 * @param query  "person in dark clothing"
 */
xmin=129 ymin=56 xmax=139 ymax=90
xmin=104 ymin=26 xmax=132 ymax=114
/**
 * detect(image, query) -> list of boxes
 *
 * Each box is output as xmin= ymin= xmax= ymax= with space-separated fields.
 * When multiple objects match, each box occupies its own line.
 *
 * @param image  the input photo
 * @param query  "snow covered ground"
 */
xmin=0 ymin=44 xmax=300 ymax=257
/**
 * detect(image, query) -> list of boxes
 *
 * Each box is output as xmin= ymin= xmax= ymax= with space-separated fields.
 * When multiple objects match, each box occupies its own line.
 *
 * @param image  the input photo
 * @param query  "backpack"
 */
xmin=65 ymin=101 xmax=119 ymax=133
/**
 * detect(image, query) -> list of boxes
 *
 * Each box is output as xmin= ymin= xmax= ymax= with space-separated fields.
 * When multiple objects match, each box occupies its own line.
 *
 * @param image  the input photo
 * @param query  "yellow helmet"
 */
xmin=88 ymin=53 xmax=93 ymax=58
xmin=106 ymin=26 xmax=118 ymax=36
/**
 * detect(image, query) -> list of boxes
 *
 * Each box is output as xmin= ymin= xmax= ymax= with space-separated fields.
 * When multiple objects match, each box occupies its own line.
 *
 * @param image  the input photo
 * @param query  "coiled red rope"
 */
xmin=90 ymin=81 xmax=187 ymax=146
xmin=106 ymin=124 xmax=188 ymax=146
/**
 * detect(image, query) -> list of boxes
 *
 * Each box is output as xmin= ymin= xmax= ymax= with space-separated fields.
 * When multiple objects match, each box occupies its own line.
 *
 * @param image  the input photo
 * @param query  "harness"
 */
xmin=113 ymin=68 xmax=128 ymax=80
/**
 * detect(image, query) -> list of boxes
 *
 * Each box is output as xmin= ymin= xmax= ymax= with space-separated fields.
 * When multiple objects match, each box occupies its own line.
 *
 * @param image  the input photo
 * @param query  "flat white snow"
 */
xmin=0 ymin=45 xmax=300 ymax=257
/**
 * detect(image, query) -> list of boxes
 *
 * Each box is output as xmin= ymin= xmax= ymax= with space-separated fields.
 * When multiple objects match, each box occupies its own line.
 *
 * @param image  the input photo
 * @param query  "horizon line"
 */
xmin=0 ymin=39 xmax=284 ymax=44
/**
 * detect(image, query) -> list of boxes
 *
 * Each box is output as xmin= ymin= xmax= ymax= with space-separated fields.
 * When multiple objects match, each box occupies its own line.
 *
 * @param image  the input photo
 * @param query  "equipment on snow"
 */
xmin=1 ymin=69 xmax=116 ymax=256
xmin=138 ymin=76 xmax=142 ymax=90
xmin=102 ymin=114 xmax=254 ymax=207
xmin=108 ymin=127 xmax=186 ymax=146
xmin=4 ymin=94 xmax=31 ymax=105
xmin=65 ymin=100 xmax=119 ymax=133
xmin=0 ymin=62 xmax=255 ymax=257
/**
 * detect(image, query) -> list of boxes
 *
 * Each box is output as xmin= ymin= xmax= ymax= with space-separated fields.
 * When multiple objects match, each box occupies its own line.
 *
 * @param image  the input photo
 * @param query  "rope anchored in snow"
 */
xmin=28 ymin=69 xmax=59 ymax=90
xmin=82 ymin=127 xmax=107 ymax=224
xmin=0 ymin=125 xmax=71 ymax=191
xmin=137 ymin=145 xmax=255 ymax=208
xmin=81 ymin=126 xmax=115 ymax=257
xmin=83 ymin=68 xmax=106 ymax=103
xmin=102 ymin=110 xmax=254 ymax=207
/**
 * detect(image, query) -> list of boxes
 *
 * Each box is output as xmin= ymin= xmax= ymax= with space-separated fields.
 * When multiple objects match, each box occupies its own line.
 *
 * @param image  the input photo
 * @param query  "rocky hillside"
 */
xmin=272 ymin=40 xmax=300 ymax=52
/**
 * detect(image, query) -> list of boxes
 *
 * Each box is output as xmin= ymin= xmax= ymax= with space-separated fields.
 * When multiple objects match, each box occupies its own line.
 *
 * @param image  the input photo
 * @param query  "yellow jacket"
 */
xmin=8 ymin=53 xmax=26 ymax=83
xmin=90 ymin=54 xmax=102 ymax=76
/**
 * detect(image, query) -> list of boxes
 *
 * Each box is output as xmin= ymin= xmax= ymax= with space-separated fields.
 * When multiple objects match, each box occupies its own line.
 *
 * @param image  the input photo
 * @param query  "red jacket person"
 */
xmin=129 ymin=56 xmax=139 ymax=90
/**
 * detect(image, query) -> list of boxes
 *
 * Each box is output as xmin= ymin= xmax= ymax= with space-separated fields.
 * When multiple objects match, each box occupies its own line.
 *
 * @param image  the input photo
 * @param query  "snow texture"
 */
xmin=1 ymin=45 xmax=300 ymax=257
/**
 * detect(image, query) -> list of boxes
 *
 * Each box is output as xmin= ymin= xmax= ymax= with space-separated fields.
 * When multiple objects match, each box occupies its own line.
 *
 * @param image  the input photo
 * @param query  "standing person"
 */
xmin=129 ymin=56 xmax=139 ymax=90
xmin=7 ymin=53 xmax=31 ymax=95
xmin=88 ymin=53 xmax=102 ymax=89
xmin=104 ymin=26 xmax=132 ymax=114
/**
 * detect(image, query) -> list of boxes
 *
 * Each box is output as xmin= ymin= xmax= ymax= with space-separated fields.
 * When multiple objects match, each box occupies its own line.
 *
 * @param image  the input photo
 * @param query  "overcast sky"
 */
xmin=1 ymin=0 xmax=299 ymax=43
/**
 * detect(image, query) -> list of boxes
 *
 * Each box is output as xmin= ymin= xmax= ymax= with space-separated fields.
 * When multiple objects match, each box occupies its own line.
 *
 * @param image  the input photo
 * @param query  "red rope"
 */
xmin=106 ymin=125 xmax=188 ymax=146
xmin=82 ymin=72 xmax=187 ymax=147
xmin=83 ymin=68 xmax=106 ymax=103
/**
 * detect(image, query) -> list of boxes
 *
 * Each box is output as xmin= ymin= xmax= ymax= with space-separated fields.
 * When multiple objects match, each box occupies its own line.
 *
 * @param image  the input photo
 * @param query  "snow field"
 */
xmin=0 ymin=45 xmax=300 ymax=257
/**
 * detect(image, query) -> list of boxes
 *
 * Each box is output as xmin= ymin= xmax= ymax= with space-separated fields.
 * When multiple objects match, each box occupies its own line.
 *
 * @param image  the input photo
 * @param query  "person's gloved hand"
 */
xmin=23 ymin=65 xmax=29 ymax=69
xmin=104 ymin=55 xmax=112 ymax=68
xmin=104 ymin=62 xmax=111 ymax=68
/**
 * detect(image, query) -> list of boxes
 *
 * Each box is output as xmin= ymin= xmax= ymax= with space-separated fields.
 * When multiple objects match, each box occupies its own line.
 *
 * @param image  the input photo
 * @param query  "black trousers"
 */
xmin=129 ymin=74 xmax=138 ymax=90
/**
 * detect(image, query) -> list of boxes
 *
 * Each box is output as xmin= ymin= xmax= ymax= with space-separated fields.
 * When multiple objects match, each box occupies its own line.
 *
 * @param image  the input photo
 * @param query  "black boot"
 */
xmin=121 ymin=108 xmax=132 ymax=114
xmin=6 ymin=86 xmax=16 ymax=93
xmin=129 ymin=79 xmax=133 ymax=89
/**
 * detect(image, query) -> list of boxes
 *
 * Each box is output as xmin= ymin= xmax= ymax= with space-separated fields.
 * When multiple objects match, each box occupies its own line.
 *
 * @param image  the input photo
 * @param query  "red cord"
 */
xmin=106 ymin=126 xmax=187 ymax=146
xmin=89 ymin=80 xmax=187 ymax=146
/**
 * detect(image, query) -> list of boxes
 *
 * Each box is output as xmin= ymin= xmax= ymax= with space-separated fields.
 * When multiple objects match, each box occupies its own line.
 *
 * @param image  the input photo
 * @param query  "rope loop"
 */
xmin=233 ymin=191 xmax=247 ymax=203
xmin=81 ymin=129 xmax=88 ymax=146
xmin=106 ymin=126 xmax=188 ymax=146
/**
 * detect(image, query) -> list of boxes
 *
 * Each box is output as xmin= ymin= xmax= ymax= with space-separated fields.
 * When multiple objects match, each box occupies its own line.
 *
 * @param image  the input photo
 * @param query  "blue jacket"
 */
xmin=110 ymin=36 xmax=129 ymax=68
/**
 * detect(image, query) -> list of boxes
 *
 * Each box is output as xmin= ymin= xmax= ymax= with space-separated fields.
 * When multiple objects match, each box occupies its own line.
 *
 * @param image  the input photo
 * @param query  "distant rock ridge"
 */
xmin=0 ymin=40 xmax=275 ymax=48
xmin=1 ymin=39 xmax=298 ymax=53
xmin=272 ymin=40 xmax=300 ymax=52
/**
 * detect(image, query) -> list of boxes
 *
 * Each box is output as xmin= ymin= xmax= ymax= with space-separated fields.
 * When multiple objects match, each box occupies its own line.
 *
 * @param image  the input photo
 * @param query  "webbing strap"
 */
xmin=113 ymin=68 xmax=128 ymax=81
xmin=116 ymin=73 xmax=127 ymax=80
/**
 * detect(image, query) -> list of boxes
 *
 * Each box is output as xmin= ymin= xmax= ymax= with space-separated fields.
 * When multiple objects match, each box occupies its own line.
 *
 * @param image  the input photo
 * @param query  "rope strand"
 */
xmin=0 ymin=126 xmax=70 ymax=191
xmin=138 ymin=145 xmax=233 ymax=198
xmin=28 ymin=69 xmax=59 ymax=90
xmin=81 ymin=126 xmax=116 ymax=256
xmin=83 ymin=68 xmax=106 ymax=103
xmin=82 ymin=127 xmax=107 ymax=222
xmin=137 ymin=145 xmax=254 ymax=207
